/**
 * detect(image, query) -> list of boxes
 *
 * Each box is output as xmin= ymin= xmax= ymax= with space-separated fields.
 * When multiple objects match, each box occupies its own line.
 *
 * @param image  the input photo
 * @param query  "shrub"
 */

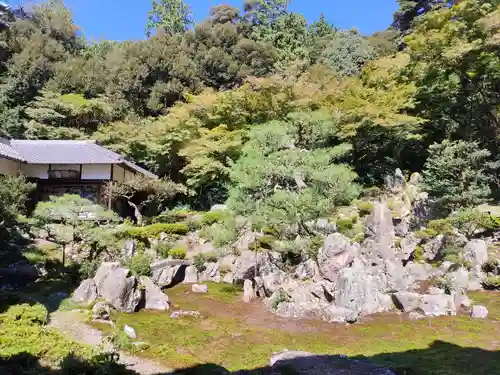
xmin=352 ymin=232 xmax=365 ymax=244
xmin=482 ymin=276 xmax=500 ymax=290
xmin=270 ymin=289 xmax=291 ymax=310
xmin=436 ymin=275 xmax=454 ymax=294
xmin=482 ymin=259 xmax=500 ymax=275
xmin=168 ymin=247 xmax=187 ymax=260
xmin=356 ymin=200 xmax=374 ymax=216
xmin=427 ymin=219 xmax=454 ymax=235
xmin=415 ymin=228 xmax=438 ymax=240
xmin=152 ymin=209 xmax=197 ymax=224
xmin=200 ymin=217 xmax=242 ymax=248
xmin=307 ymin=236 xmax=324 ymax=260
xmin=2 ymin=303 xmax=47 ymax=326
xmin=157 ymin=242 xmax=173 ymax=259
xmin=362 ymin=186 xmax=382 ymax=198
xmin=79 ymin=259 xmax=101 ymax=280
xmin=411 ymin=246 xmax=425 ymax=263
xmin=336 ymin=218 xmax=354 ymax=234
xmin=447 ymin=209 xmax=497 ymax=237
xmin=123 ymin=223 xmax=189 ymax=240
xmin=201 ymin=210 xmax=227 ymax=226
xmin=193 ymin=254 xmax=207 ymax=273
xmin=440 ymin=244 xmax=462 ymax=263
xmin=127 ymin=252 xmax=152 ymax=277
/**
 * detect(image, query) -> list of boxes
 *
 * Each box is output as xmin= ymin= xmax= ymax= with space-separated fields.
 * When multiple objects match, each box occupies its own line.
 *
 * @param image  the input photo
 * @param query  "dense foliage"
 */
xmin=0 ymin=0 xmax=499 ymax=233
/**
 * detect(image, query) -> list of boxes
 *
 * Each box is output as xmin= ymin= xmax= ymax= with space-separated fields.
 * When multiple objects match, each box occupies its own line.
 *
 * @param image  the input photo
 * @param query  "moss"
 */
xmin=415 ymin=228 xmax=438 ymax=240
xmin=201 ymin=211 xmax=227 ymax=226
xmin=168 ymin=247 xmax=187 ymax=260
xmin=356 ymin=200 xmax=375 ymax=216
xmin=427 ymin=219 xmax=454 ymax=235
xmin=336 ymin=218 xmax=354 ymax=234
xmin=412 ymin=245 xmax=425 ymax=263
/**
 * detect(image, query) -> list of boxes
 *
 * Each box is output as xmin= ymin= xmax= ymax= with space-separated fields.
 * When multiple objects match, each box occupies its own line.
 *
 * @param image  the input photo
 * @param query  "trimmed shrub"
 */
xmin=201 ymin=211 xmax=227 ymax=226
xmin=157 ymin=242 xmax=173 ymax=259
xmin=127 ymin=252 xmax=152 ymax=277
xmin=336 ymin=218 xmax=354 ymax=234
xmin=352 ymin=232 xmax=365 ymax=244
xmin=427 ymin=219 xmax=454 ymax=235
xmin=415 ymin=228 xmax=438 ymax=240
xmin=356 ymin=200 xmax=374 ymax=216
xmin=168 ymin=247 xmax=187 ymax=260
xmin=482 ymin=276 xmax=500 ymax=290
xmin=412 ymin=246 xmax=425 ymax=263
xmin=482 ymin=259 xmax=500 ymax=274
xmin=123 ymin=223 xmax=189 ymax=240
xmin=152 ymin=209 xmax=198 ymax=224
xmin=2 ymin=303 xmax=47 ymax=326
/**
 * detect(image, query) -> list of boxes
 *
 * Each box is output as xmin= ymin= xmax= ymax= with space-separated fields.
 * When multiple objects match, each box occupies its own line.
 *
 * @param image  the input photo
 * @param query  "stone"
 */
xmin=406 ymin=262 xmax=431 ymax=282
xmin=156 ymin=265 xmax=184 ymax=287
xmin=419 ymin=294 xmax=456 ymax=317
xmin=428 ymin=287 xmax=445 ymax=295
xmin=72 ymin=279 xmax=98 ymax=305
xmin=232 ymin=250 xmax=267 ymax=281
xmin=124 ymin=324 xmax=137 ymax=339
xmin=222 ymin=272 xmax=234 ymax=284
xmin=192 ymin=284 xmax=208 ymax=293
xmin=363 ymin=203 xmax=396 ymax=261
xmin=92 ymin=301 xmax=112 ymax=320
xmin=200 ymin=262 xmax=221 ymax=283
xmin=422 ymin=235 xmax=445 ymax=261
xmin=394 ymin=218 xmax=410 ymax=237
xmin=243 ymin=279 xmax=256 ymax=303
xmin=463 ymin=239 xmax=488 ymax=268
xmin=409 ymin=172 xmax=423 ymax=185
xmin=210 ymin=204 xmax=227 ymax=211
xmin=317 ymin=233 xmax=359 ymax=282
xmin=269 ymin=350 xmax=397 ymax=375
xmin=454 ymin=290 xmax=471 ymax=309
xmin=122 ymin=239 xmax=137 ymax=261
xmin=398 ymin=234 xmax=420 ymax=261
xmin=262 ymin=270 xmax=289 ymax=296
xmin=295 ymin=259 xmax=320 ymax=280
xmin=183 ymin=266 xmax=198 ymax=284
xmin=170 ymin=310 xmax=201 ymax=318
xmin=408 ymin=311 xmax=426 ymax=320
xmin=470 ymin=305 xmax=488 ymax=319
xmin=450 ymin=266 xmax=470 ymax=291
xmin=140 ymin=276 xmax=170 ymax=311
xmin=393 ymin=291 xmax=421 ymax=312
xmin=94 ymin=263 xmax=141 ymax=313
xmin=321 ymin=306 xmax=360 ymax=324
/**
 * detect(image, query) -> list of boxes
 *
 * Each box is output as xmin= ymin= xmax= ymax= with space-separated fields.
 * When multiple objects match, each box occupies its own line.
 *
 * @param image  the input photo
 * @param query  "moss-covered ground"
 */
xmin=92 ymin=283 xmax=500 ymax=375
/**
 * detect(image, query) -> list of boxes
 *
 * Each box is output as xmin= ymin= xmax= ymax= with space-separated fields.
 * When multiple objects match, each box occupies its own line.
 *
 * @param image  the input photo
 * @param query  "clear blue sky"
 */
xmin=9 ymin=0 xmax=398 ymax=41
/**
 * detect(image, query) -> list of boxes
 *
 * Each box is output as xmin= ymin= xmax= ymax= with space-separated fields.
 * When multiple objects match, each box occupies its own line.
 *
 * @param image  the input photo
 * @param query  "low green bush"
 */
xmin=482 ymin=259 xmax=500 ymax=274
xmin=427 ymin=219 xmax=454 ymax=235
xmin=306 ymin=236 xmax=324 ymax=260
xmin=127 ymin=252 xmax=152 ymax=277
xmin=415 ymin=228 xmax=438 ymax=240
xmin=168 ymin=247 xmax=187 ymax=260
xmin=356 ymin=200 xmax=374 ymax=216
xmin=201 ymin=210 xmax=227 ymax=226
xmin=123 ymin=223 xmax=189 ymax=240
xmin=157 ymin=242 xmax=173 ymax=259
xmin=152 ymin=209 xmax=198 ymax=224
xmin=482 ymin=276 xmax=500 ymax=290
xmin=412 ymin=245 xmax=425 ymax=263
xmin=336 ymin=218 xmax=354 ymax=234
xmin=2 ymin=303 xmax=47 ymax=326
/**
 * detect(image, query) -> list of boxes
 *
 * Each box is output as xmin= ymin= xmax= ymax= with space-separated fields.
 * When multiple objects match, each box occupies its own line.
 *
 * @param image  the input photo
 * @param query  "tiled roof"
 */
xmin=0 ymin=139 xmax=157 ymax=178
xmin=0 ymin=138 xmax=23 ymax=161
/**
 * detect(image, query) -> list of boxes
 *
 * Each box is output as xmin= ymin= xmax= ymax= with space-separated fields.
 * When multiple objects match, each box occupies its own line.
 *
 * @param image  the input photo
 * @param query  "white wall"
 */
xmin=0 ymin=158 xmax=21 ymax=176
xmin=81 ymin=164 xmax=111 ymax=180
xmin=22 ymin=164 xmax=49 ymax=179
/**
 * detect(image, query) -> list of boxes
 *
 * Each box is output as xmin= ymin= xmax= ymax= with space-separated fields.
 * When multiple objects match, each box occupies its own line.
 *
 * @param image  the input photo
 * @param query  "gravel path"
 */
xmin=48 ymin=310 xmax=170 ymax=375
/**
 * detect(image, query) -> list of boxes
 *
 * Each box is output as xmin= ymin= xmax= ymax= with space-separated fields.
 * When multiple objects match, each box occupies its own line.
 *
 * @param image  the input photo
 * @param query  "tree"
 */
xmin=309 ymin=13 xmax=335 ymax=39
xmin=228 ymin=111 xmax=360 ymax=237
xmin=392 ymin=0 xmax=453 ymax=33
xmin=33 ymin=195 xmax=118 ymax=266
xmin=0 ymin=175 xmax=35 ymax=245
xmin=422 ymin=140 xmax=497 ymax=213
xmin=105 ymin=176 xmax=186 ymax=225
xmin=146 ymin=0 xmax=193 ymax=37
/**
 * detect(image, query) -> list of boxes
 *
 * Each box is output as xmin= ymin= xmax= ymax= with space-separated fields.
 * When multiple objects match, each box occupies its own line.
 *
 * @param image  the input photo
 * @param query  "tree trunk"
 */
xmin=128 ymin=200 xmax=143 ymax=226
xmin=61 ymin=244 xmax=65 ymax=268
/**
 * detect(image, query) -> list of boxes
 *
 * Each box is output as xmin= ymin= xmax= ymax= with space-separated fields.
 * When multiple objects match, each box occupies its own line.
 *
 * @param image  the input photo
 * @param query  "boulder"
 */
xmin=124 ymin=324 xmax=137 ymax=339
xmin=232 ymin=251 xmax=266 ymax=281
xmin=470 ymin=305 xmax=488 ymax=319
xmin=272 ymin=282 xmax=331 ymax=320
xmin=210 ymin=204 xmax=227 ymax=211
xmin=94 ymin=263 xmax=141 ymax=313
xmin=183 ymin=266 xmax=198 ymax=284
xmin=363 ymin=203 xmax=396 ymax=260
xmin=243 ymin=279 xmax=256 ymax=303
xmin=200 ymin=262 xmax=221 ymax=283
xmin=406 ymin=262 xmax=431 ymax=282
xmin=122 ymin=239 xmax=137 ymax=261
xmin=408 ymin=311 xmax=426 ymax=320
xmin=394 ymin=218 xmax=410 ymax=237
xmin=295 ymin=259 xmax=320 ymax=281
xmin=419 ymin=294 xmax=456 ymax=317
xmin=156 ymin=265 xmax=184 ymax=287
xmin=454 ymin=290 xmax=471 ymax=309
xmin=321 ymin=306 xmax=360 ymax=324
xmin=72 ymin=279 xmax=98 ymax=305
xmin=192 ymin=284 xmax=208 ymax=293
xmin=92 ymin=301 xmax=112 ymax=321
xmin=409 ymin=172 xmax=423 ymax=185
xmin=463 ymin=240 xmax=488 ymax=268
xmin=140 ymin=276 xmax=170 ymax=311
xmin=393 ymin=291 xmax=421 ymax=312
xmin=450 ymin=266 xmax=470 ymax=292
xmin=422 ymin=235 xmax=445 ymax=261
xmin=222 ymin=272 xmax=234 ymax=284
xmin=269 ymin=350 xmax=397 ymax=375
xmin=398 ymin=234 xmax=420 ymax=262
xmin=317 ymin=233 xmax=359 ymax=282
xmin=262 ymin=270 xmax=289 ymax=296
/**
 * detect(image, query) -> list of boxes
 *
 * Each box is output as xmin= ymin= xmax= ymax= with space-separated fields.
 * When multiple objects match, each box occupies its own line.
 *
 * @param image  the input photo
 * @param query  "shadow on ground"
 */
xmin=0 ymin=341 xmax=499 ymax=375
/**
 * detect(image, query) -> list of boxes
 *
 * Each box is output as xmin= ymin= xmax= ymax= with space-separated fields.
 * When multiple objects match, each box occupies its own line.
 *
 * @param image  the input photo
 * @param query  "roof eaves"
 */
xmin=122 ymin=160 xmax=158 ymax=179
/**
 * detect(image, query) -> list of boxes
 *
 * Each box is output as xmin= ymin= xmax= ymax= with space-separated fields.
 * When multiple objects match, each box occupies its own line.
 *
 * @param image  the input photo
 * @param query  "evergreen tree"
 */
xmin=146 ymin=0 xmax=193 ymax=37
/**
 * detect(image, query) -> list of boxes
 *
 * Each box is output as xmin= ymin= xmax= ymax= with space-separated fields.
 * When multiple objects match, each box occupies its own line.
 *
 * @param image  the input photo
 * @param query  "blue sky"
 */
xmin=9 ymin=0 xmax=398 ymax=42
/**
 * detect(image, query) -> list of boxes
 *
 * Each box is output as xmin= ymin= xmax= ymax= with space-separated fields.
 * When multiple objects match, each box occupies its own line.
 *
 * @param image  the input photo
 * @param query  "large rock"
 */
xmin=317 ymin=234 xmax=359 ymax=282
xmin=321 ymin=305 xmax=360 ymax=324
xmin=463 ymin=240 xmax=488 ymax=268
xmin=183 ymin=266 xmax=198 ymax=284
xmin=393 ymin=291 xmax=421 ymax=312
xmin=398 ymin=234 xmax=421 ymax=262
xmin=243 ymin=279 xmax=256 ymax=303
xmin=140 ymin=276 xmax=170 ymax=311
xmin=199 ymin=262 xmax=221 ymax=283
xmin=269 ymin=350 xmax=397 ymax=375
xmin=295 ymin=259 xmax=320 ymax=281
xmin=262 ymin=270 xmax=289 ymax=296
xmin=232 ymin=251 xmax=270 ymax=281
xmin=419 ymin=294 xmax=456 ymax=317
xmin=92 ymin=301 xmax=112 ymax=321
xmin=72 ymin=279 xmax=98 ymax=305
xmin=122 ymin=239 xmax=137 ymax=261
xmin=192 ymin=284 xmax=208 ymax=293
xmin=94 ymin=262 xmax=141 ymax=313
xmin=406 ymin=262 xmax=432 ymax=282
xmin=422 ymin=235 xmax=445 ymax=261
xmin=156 ymin=265 xmax=184 ymax=287
xmin=363 ymin=203 xmax=396 ymax=260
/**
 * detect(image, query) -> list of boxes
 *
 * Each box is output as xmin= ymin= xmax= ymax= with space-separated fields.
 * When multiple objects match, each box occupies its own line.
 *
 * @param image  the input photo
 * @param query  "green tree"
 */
xmin=422 ymin=140 xmax=497 ymax=213
xmin=392 ymin=0 xmax=451 ymax=33
xmin=228 ymin=111 xmax=360 ymax=237
xmin=33 ymin=195 xmax=118 ymax=266
xmin=146 ymin=0 xmax=193 ymax=37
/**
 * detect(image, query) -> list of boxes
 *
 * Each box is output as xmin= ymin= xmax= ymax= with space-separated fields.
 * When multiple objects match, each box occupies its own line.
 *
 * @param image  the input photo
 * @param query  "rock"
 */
xmin=156 ymin=265 xmax=184 ymax=287
xmin=132 ymin=342 xmax=149 ymax=350
xmin=470 ymin=305 xmax=488 ymax=319
xmin=92 ymin=301 xmax=112 ymax=320
xmin=398 ymin=234 xmax=420 ymax=261
xmin=394 ymin=218 xmax=410 ymax=237
xmin=307 ymin=218 xmax=337 ymax=235
xmin=124 ymin=324 xmax=137 ymax=339
xmin=321 ymin=306 xmax=360 ymax=324
xmin=170 ymin=310 xmax=201 ymax=318
xmin=183 ymin=266 xmax=198 ymax=284
xmin=463 ymin=239 xmax=488 ymax=268
xmin=200 ymin=262 xmax=221 ymax=283
xmin=419 ymin=294 xmax=456 ymax=317
xmin=295 ymin=259 xmax=320 ymax=281
xmin=72 ymin=279 xmax=98 ymax=305
xmin=232 ymin=250 xmax=269 ymax=281
xmin=269 ymin=350 xmax=397 ymax=375
xmin=262 ymin=270 xmax=289 ymax=296
xmin=192 ymin=284 xmax=208 ymax=293
xmin=140 ymin=276 xmax=170 ymax=311
xmin=363 ymin=203 xmax=396 ymax=260
xmin=8 ymin=261 xmax=39 ymax=280
xmin=408 ymin=311 xmax=426 ymax=320
xmin=450 ymin=266 xmax=470 ymax=292
xmin=393 ymin=292 xmax=421 ymax=312
xmin=409 ymin=172 xmax=423 ymax=185
xmin=210 ymin=204 xmax=227 ymax=211
xmin=243 ymin=279 xmax=256 ymax=303
xmin=422 ymin=235 xmax=445 ymax=261
xmin=454 ymin=290 xmax=471 ymax=309
xmin=222 ymin=272 xmax=234 ymax=284
xmin=234 ymin=229 xmax=257 ymax=254
xmin=122 ymin=239 xmax=137 ymax=261
xmin=428 ymin=287 xmax=445 ymax=295
xmin=317 ymin=233 xmax=359 ymax=282
xmin=406 ymin=262 xmax=431 ymax=282
xmin=94 ymin=262 xmax=141 ymax=313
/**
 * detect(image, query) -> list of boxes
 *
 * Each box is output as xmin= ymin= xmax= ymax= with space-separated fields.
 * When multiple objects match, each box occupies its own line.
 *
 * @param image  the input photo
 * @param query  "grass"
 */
xmin=90 ymin=283 xmax=500 ymax=374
